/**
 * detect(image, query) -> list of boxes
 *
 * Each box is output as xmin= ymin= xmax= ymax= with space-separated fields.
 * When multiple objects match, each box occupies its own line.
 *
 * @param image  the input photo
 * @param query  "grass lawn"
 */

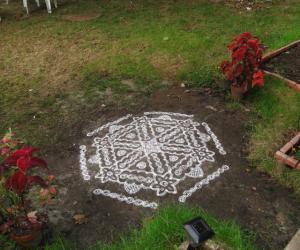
xmin=43 ymin=205 xmax=256 ymax=250
xmin=1 ymin=0 xmax=300 ymax=144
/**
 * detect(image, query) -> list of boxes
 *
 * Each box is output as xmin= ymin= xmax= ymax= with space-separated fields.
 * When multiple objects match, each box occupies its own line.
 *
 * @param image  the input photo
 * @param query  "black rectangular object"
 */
xmin=184 ymin=217 xmax=214 ymax=246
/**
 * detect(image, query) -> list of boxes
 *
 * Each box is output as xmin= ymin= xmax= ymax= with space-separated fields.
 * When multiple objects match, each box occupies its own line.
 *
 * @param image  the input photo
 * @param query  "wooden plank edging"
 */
xmin=262 ymin=40 xmax=300 ymax=63
xmin=262 ymin=40 xmax=300 ymax=93
xmin=275 ymin=132 xmax=300 ymax=170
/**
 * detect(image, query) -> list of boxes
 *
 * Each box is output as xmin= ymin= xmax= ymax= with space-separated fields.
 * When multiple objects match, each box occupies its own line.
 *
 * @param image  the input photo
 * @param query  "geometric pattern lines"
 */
xmin=80 ymin=112 xmax=226 ymax=198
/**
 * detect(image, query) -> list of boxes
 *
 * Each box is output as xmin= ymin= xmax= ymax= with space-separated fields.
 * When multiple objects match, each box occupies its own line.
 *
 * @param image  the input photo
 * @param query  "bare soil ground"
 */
xmin=46 ymin=86 xmax=300 ymax=250
xmin=263 ymin=44 xmax=300 ymax=84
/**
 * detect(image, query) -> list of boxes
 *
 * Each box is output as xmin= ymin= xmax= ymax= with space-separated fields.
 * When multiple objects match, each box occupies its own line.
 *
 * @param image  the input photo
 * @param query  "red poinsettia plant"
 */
xmin=0 ymin=130 xmax=57 ymax=244
xmin=221 ymin=32 xmax=266 ymax=92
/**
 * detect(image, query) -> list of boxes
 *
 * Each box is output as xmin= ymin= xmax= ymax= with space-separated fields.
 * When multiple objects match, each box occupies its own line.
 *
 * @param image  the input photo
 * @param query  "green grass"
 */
xmin=0 ymin=234 xmax=16 ymax=250
xmin=1 ymin=0 xmax=300 ymax=148
xmin=247 ymin=76 xmax=300 ymax=195
xmin=45 ymin=205 xmax=256 ymax=250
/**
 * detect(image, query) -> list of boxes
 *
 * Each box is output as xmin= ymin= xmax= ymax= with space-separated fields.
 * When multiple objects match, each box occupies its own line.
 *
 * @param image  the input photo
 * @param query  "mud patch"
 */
xmin=47 ymin=87 xmax=300 ymax=250
xmin=263 ymin=43 xmax=300 ymax=84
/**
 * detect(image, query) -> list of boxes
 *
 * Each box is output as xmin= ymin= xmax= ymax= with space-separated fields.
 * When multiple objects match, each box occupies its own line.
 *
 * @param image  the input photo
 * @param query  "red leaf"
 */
xmin=228 ymin=42 xmax=239 ymax=51
xmin=17 ymin=156 xmax=31 ymax=172
xmin=4 ymin=147 xmax=41 ymax=167
xmin=49 ymin=186 xmax=57 ymax=195
xmin=12 ymin=147 xmax=39 ymax=158
xmin=5 ymin=171 xmax=28 ymax=194
xmin=16 ymin=156 xmax=48 ymax=172
xmin=252 ymin=70 xmax=265 ymax=87
xmin=233 ymin=46 xmax=247 ymax=62
xmin=27 ymin=176 xmax=47 ymax=188
xmin=220 ymin=60 xmax=229 ymax=72
xmin=253 ymin=70 xmax=264 ymax=79
xmin=234 ymin=64 xmax=244 ymax=77
xmin=252 ymin=78 xmax=264 ymax=87
xmin=241 ymin=32 xmax=253 ymax=39
xmin=30 ymin=157 xmax=48 ymax=169
xmin=247 ymin=39 xmax=259 ymax=50
xmin=256 ymin=49 xmax=263 ymax=60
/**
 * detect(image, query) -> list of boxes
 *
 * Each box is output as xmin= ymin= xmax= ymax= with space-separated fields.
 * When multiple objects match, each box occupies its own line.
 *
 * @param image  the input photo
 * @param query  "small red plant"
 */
xmin=3 ymin=147 xmax=48 ymax=194
xmin=221 ymin=32 xmax=266 ymax=91
xmin=0 ymin=130 xmax=57 ymax=246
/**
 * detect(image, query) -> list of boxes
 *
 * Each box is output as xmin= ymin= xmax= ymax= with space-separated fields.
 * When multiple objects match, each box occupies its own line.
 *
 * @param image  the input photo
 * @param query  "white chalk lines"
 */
xmin=79 ymin=112 xmax=230 ymax=209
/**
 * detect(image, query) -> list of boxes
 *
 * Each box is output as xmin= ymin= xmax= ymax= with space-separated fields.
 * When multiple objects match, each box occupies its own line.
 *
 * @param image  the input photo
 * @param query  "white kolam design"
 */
xmin=93 ymin=189 xmax=158 ymax=209
xmin=79 ymin=145 xmax=91 ymax=181
xmin=178 ymin=165 xmax=230 ymax=203
xmin=79 ymin=112 xmax=230 ymax=209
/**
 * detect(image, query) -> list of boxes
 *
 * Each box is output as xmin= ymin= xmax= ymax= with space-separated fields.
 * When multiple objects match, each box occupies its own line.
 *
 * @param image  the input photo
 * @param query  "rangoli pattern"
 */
xmin=79 ymin=112 xmax=229 ymax=209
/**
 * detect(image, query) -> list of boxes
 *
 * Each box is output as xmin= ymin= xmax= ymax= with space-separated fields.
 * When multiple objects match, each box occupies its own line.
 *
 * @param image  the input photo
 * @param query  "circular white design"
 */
xmin=124 ymin=183 xmax=141 ymax=194
xmin=155 ymin=127 xmax=165 ymax=133
xmin=117 ymin=150 xmax=127 ymax=157
xmin=169 ymin=155 xmax=178 ymax=162
xmin=136 ymin=161 xmax=147 ymax=169
xmin=126 ymin=133 xmax=136 ymax=139
xmin=175 ymin=138 xmax=184 ymax=144
xmin=79 ymin=112 xmax=229 ymax=208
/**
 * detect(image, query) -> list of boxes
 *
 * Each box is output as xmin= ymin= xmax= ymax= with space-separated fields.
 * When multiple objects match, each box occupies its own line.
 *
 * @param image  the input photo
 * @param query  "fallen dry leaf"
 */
xmin=73 ymin=214 xmax=88 ymax=224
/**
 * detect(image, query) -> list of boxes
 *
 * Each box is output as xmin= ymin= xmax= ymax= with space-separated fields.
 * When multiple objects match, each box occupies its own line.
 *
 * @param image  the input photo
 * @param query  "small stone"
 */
xmin=206 ymin=105 xmax=218 ymax=112
xmin=252 ymin=186 xmax=257 ymax=191
xmin=178 ymin=239 xmax=229 ymax=250
xmin=48 ymin=210 xmax=65 ymax=225
xmin=180 ymin=83 xmax=185 ymax=88
xmin=161 ymin=80 xmax=171 ymax=86
xmin=178 ymin=241 xmax=189 ymax=250
xmin=101 ymin=104 xmax=106 ymax=108
xmin=203 ymin=239 xmax=229 ymax=250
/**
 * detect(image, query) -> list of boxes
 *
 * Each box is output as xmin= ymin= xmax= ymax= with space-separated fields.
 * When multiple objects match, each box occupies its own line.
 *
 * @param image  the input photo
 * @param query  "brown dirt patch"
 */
xmin=46 ymin=86 xmax=300 ymax=250
xmin=62 ymin=13 xmax=101 ymax=22
xmin=150 ymin=53 xmax=186 ymax=79
xmin=0 ymin=26 xmax=107 ymax=97
xmin=263 ymin=44 xmax=300 ymax=84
